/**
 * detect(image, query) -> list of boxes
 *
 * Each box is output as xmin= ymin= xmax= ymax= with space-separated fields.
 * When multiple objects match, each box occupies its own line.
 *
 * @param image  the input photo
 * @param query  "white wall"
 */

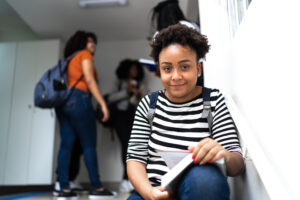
xmin=96 ymin=39 xmax=162 ymax=94
xmin=228 ymin=159 xmax=270 ymax=200
xmin=199 ymin=0 xmax=300 ymax=199
xmin=0 ymin=0 xmax=38 ymax=42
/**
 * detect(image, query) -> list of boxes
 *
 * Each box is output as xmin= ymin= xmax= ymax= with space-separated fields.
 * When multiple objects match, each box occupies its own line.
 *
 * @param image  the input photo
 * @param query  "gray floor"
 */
xmin=1 ymin=182 xmax=131 ymax=200
xmin=23 ymin=192 xmax=130 ymax=200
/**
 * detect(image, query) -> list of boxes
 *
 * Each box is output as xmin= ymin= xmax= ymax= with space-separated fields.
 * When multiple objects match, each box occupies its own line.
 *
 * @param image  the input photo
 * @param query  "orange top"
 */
xmin=67 ymin=50 xmax=97 ymax=93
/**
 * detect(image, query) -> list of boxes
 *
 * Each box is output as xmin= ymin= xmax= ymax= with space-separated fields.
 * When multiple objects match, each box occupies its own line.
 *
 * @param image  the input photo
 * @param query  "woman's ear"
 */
xmin=197 ymin=62 xmax=202 ymax=77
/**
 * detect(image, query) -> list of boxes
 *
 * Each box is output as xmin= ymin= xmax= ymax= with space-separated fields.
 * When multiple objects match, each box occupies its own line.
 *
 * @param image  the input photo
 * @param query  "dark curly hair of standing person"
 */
xmin=64 ymin=30 xmax=98 ymax=58
xmin=116 ymin=59 xmax=144 ymax=81
xmin=150 ymin=24 xmax=210 ymax=76
xmin=151 ymin=0 xmax=186 ymax=31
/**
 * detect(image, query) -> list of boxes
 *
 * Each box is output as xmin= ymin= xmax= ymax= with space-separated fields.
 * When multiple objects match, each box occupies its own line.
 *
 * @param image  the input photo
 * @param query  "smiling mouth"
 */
xmin=170 ymin=84 xmax=185 ymax=88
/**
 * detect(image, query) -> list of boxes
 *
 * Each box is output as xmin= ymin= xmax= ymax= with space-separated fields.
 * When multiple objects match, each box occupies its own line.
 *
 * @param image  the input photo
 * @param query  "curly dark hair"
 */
xmin=64 ymin=30 xmax=98 ymax=58
xmin=151 ymin=0 xmax=186 ymax=31
xmin=150 ymin=24 xmax=210 ymax=76
xmin=116 ymin=59 xmax=144 ymax=82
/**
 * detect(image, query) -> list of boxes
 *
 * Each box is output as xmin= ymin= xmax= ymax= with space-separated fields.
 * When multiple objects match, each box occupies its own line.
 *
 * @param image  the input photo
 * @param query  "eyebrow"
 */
xmin=160 ymin=59 xmax=191 ymax=65
xmin=178 ymin=59 xmax=191 ymax=64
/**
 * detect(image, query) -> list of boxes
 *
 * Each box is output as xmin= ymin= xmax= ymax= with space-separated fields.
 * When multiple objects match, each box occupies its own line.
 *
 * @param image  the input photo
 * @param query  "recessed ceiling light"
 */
xmin=78 ymin=0 xmax=127 ymax=8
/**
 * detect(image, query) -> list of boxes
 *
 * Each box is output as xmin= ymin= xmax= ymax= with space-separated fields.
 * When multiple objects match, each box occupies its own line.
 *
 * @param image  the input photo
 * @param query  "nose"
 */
xmin=171 ymin=69 xmax=182 ymax=81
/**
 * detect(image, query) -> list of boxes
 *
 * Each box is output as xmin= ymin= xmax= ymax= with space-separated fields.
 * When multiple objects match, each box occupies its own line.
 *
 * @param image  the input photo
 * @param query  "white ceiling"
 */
xmin=5 ymin=0 xmax=198 ymax=43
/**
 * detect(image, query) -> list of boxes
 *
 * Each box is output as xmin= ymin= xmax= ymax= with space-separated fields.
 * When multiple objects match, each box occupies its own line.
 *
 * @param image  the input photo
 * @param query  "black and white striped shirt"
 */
xmin=127 ymin=89 xmax=242 ymax=185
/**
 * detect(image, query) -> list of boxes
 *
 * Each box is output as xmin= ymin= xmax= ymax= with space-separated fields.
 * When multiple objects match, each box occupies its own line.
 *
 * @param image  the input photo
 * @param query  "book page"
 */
xmin=156 ymin=150 xmax=189 ymax=169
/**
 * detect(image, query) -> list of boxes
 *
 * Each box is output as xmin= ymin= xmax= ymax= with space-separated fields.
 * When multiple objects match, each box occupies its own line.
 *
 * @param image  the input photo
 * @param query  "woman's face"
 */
xmin=129 ymin=64 xmax=138 ymax=79
xmin=159 ymin=44 xmax=201 ymax=103
xmin=86 ymin=37 xmax=96 ymax=54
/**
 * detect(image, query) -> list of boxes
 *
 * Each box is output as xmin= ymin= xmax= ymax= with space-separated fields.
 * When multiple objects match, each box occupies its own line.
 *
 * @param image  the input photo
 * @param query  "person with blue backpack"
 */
xmin=54 ymin=30 xmax=115 ymax=199
xmin=126 ymin=24 xmax=245 ymax=200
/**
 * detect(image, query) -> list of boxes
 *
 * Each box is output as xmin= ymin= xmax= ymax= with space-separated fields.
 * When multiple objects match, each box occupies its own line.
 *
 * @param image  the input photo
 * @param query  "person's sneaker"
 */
xmin=119 ymin=179 xmax=134 ymax=193
xmin=53 ymin=181 xmax=86 ymax=196
xmin=53 ymin=181 xmax=60 ymax=196
xmin=56 ymin=190 xmax=79 ymax=200
xmin=88 ymin=188 xmax=117 ymax=199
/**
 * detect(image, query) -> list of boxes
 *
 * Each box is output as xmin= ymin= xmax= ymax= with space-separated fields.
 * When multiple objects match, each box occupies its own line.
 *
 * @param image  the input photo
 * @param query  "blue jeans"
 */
xmin=127 ymin=165 xmax=229 ymax=200
xmin=56 ymin=89 xmax=102 ymax=190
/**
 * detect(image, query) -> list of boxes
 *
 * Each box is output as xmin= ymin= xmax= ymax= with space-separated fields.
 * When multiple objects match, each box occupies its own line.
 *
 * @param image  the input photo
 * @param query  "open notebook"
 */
xmin=157 ymin=150 xmax=226 ymax=191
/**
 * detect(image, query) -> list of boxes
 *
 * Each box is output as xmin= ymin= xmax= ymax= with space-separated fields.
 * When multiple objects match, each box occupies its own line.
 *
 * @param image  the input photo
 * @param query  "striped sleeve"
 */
xmin=211 ymin=90 xmax=242 ymax=155
xmin=126 ymin=95 xmax=151 ymax=164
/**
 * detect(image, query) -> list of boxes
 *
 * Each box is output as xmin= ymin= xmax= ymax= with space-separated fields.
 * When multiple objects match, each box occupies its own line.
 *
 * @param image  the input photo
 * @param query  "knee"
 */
xmin=178 ymin=165 xmax=229 ymax=200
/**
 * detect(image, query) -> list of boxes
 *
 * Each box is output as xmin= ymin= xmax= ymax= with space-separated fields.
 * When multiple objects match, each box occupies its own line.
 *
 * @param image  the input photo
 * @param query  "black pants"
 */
xmin=114 ymin=105 xmax=135 ymax=180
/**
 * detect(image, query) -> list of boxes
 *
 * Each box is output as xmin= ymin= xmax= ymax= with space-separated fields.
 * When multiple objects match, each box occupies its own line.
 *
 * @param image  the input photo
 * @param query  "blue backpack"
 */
xmin=34 ymin=52 xmax=83 ymax=108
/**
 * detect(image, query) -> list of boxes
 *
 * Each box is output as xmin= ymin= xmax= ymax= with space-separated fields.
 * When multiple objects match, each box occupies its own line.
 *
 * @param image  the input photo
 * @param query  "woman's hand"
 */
xmin=149 ymin=186 xmax=170 ymax=200
xmin=188 ymin=138 xmax=228 ymax=165
xmin=189 ymin=138 xmax=245 ymax=176
xmin=100 ymin=103 xmax=109 ymax=122
xmin=127 ymin=161 xmax=171 ymax=200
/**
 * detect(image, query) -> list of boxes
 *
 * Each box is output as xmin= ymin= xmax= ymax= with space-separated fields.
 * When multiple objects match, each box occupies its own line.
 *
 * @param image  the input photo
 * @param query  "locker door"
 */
xmin=5 ymin=41 xmax=37 ymax=184
xmin=4 ymin=40 xmax=59 ymax=185
xmin=27 ymin=40 xmax=59 ymax=184
xmin=0 ymin=42 xmax=17 ymax=185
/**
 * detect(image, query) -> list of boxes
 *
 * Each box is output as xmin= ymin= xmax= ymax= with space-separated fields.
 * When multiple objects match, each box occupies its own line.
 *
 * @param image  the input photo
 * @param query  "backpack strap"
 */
xmin=66 ymin=51 xmax=80 ymax=63
xmin=147 ymin=89 xmax=212 ymax=134
xmin=201 ymin=87 xmax=213 ymax=134
xmin=147 ymin=91 xmax=159 ymax=131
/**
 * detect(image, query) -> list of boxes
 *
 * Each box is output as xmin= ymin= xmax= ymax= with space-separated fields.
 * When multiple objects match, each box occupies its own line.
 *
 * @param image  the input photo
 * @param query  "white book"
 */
xmin=161 ymin=153 xmax=194 ymax=191
xmin=158 ymin=151 xmax=227 ymax=191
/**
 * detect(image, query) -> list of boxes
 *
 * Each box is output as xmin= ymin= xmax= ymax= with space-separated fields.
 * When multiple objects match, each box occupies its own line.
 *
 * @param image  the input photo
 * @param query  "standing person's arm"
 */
xmin=127 ymin=161 xmax=170 ymax=200
xmin=82 ymin=59 xmax=109 ymax=122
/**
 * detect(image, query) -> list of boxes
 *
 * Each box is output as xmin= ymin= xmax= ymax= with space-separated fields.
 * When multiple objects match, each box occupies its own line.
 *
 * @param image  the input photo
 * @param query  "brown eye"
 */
xmin=162 ymin=66 xmax=171 ymax=72
xmin=181 ymin=65 xmax=190 ymax=71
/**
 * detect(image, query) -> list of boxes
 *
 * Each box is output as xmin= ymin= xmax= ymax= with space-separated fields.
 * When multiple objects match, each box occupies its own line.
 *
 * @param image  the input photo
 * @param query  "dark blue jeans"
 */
xmin=56 ymin=89 xmax=102 ymax=190
xmin=127 ymin=165 xmax=229 ymax=200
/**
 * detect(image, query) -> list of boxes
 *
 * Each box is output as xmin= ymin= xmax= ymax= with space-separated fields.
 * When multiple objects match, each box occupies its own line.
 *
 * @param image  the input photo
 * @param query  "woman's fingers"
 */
xmin=199 ymin=145 xmax=219 ymax=165
xmin=192 ymin=138 xmax=214 ymax=163
xmin=190 ymin=138 xmax=226 ymax=165
xmin=200 ymin=146 xmax=226 ymax=165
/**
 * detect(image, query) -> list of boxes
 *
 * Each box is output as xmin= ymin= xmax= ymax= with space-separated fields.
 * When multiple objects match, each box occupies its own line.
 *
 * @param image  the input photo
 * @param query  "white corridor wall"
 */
xmin=199 ymin=0 xmax=300 ymax=199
